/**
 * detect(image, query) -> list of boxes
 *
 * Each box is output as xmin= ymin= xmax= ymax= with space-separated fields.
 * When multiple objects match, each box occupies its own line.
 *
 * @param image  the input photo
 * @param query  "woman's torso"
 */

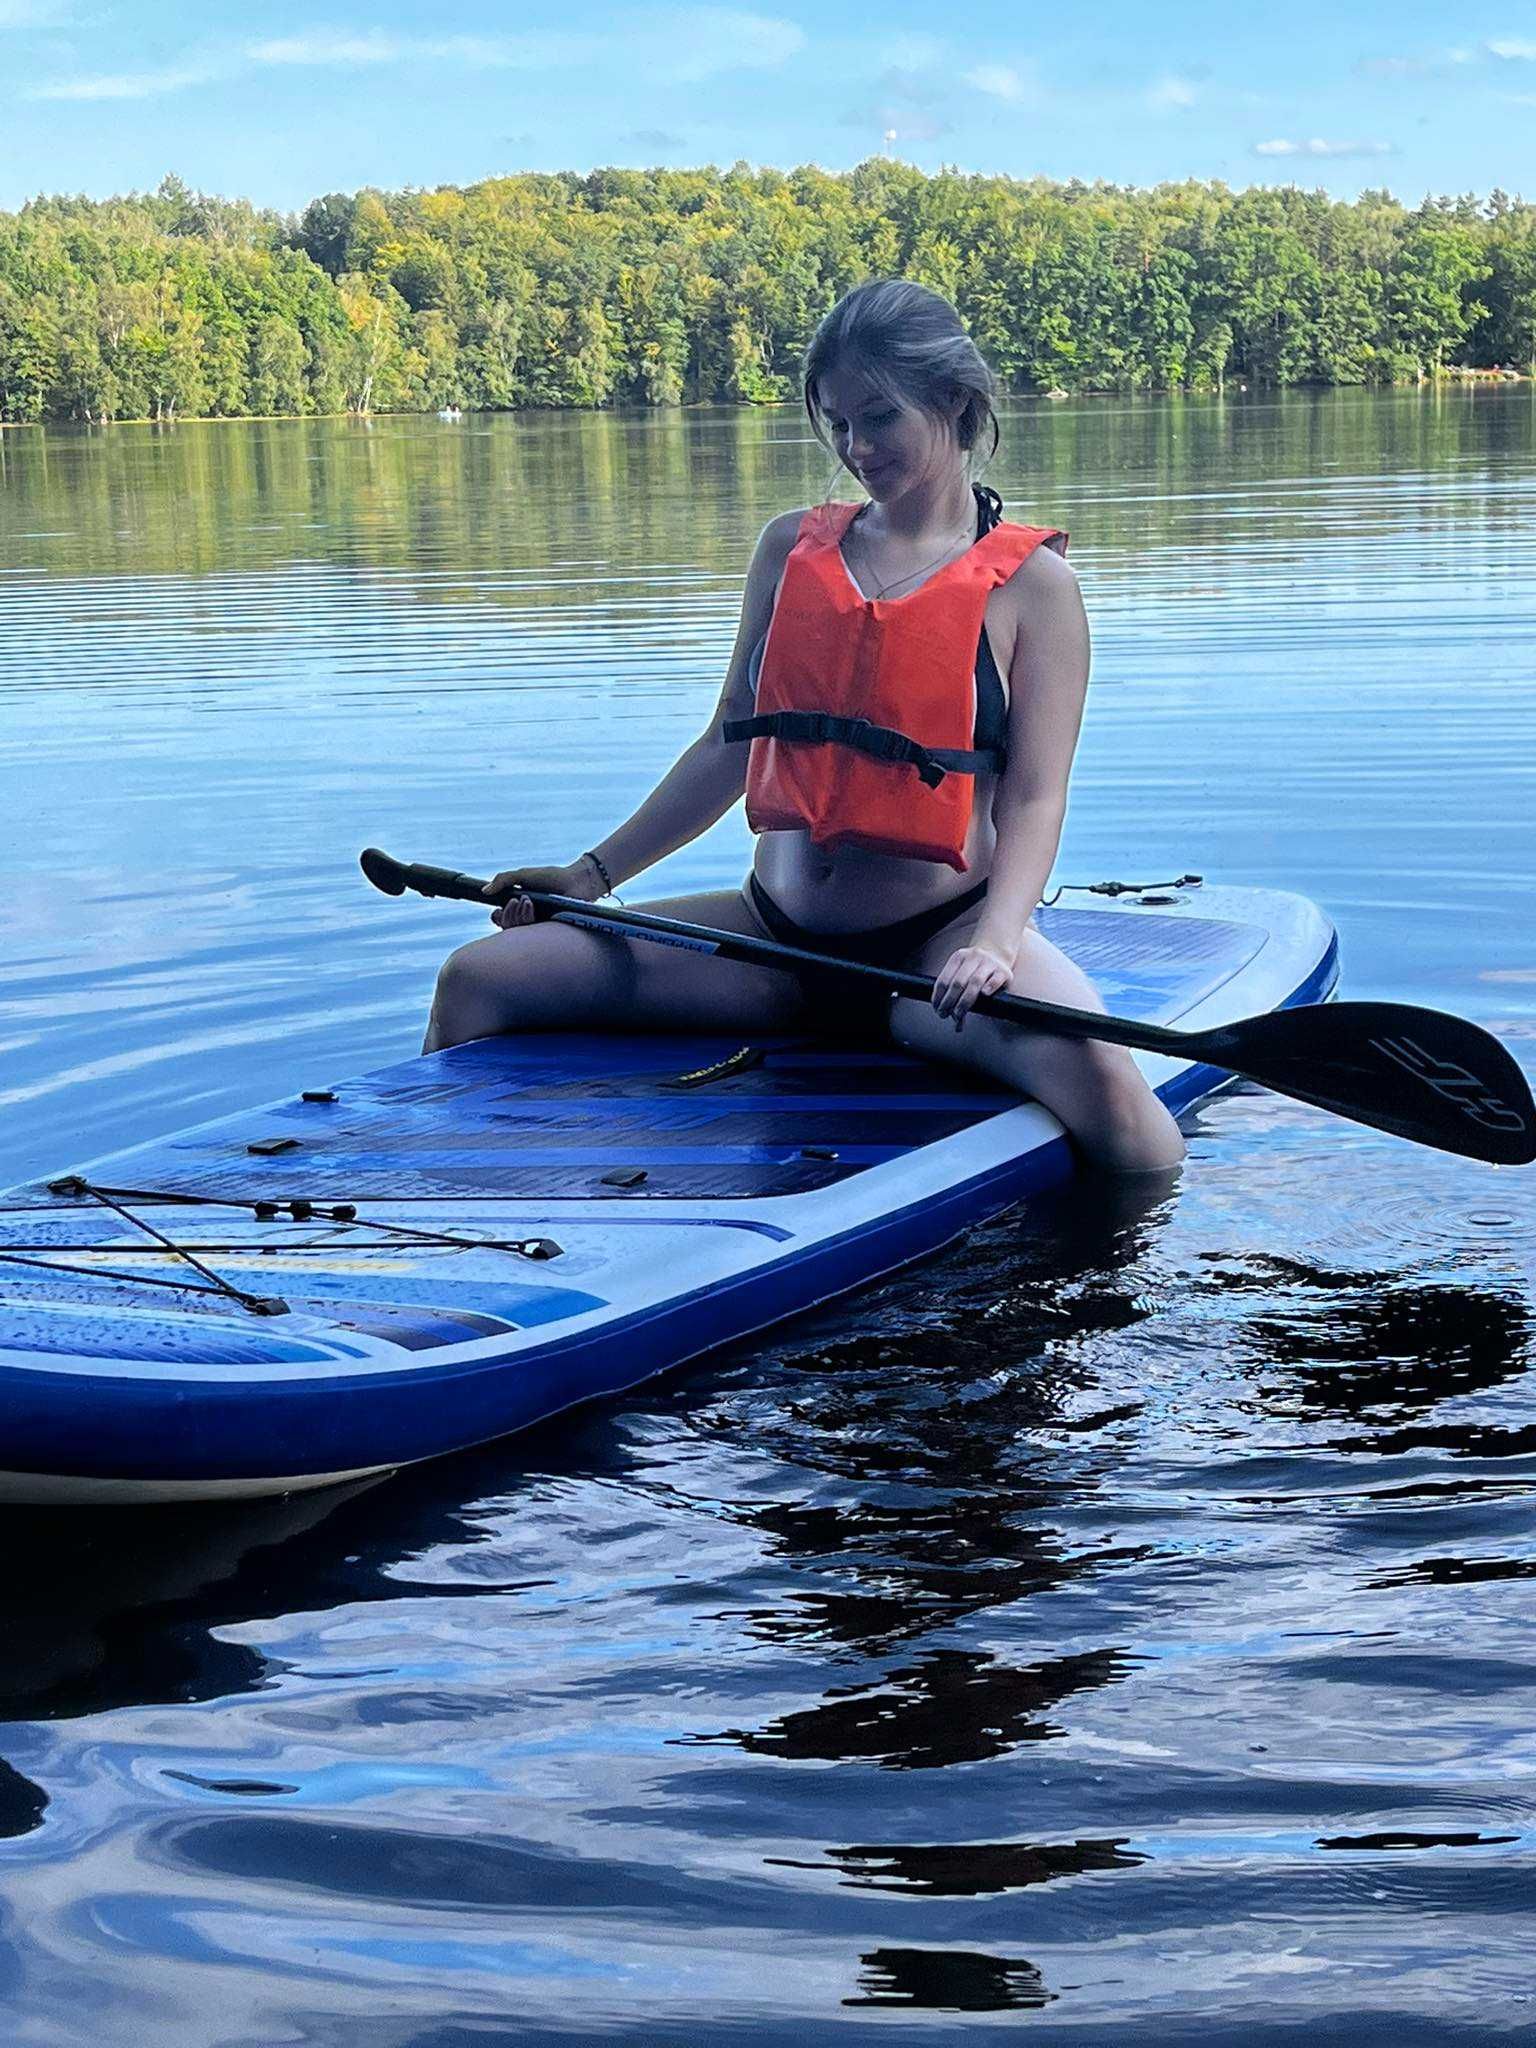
xmin=749 ymin=508 xmax=1027 ymax=933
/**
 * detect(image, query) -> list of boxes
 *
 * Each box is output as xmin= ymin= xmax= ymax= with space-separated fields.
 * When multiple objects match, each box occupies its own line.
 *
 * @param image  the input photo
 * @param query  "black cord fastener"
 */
xmin=1041 ymin=872 xmax=1203 ymax=906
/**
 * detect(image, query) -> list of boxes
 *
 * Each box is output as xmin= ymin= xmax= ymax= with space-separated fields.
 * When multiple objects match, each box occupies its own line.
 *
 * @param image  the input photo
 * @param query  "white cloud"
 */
xmin=1487 ymin=37 xmax=1536 ymax=59
xmin=1358 ymin=45 xmax=1477 ymax=75
xmin=23 ymin=61 xmax=216 ymax=99
xmin=962 ymin=61 xmax=1037 ymax=104
xmin=1147 ymin=73 xmax=1197 ymax=110
xmin=248 ymin=30 xmax=404 ymax=64
xmin=22 ymin=8 xmax=805 ymax=109
xmin=0 ymin=0 xmax=69 ymax=22
xmin=1357 ymin=54 xmax=1426 ymax=77
xmin=645 ymin=8 xmax=805 ymax=82
xmin=886 ymin=32 xmax=946 ymax=72
xmin=1254 ymin=136 xmax=1395 ymax=158
xmin=249 ymin=29 xmax=591 ymax=68
xmin=436 ymin=33 xmax=592 ymax=67
xmin=246 ymin=10 xmax=802 ymax=83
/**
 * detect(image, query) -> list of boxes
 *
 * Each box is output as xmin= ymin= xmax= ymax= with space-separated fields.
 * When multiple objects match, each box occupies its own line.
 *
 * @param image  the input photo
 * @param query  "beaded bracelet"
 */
xmin=582 ymin=849 xmax=615 ymax=895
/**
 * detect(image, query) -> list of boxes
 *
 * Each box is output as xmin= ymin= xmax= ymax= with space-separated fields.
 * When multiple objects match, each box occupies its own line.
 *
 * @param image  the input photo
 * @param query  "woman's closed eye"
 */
xmin=830 ymin=411 xmax=897 ymax=433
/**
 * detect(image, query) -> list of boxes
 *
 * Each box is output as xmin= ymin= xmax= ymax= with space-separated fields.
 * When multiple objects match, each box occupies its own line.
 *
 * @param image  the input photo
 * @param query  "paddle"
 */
xmin=360 ymin=847 xmax=1536 ymax=1167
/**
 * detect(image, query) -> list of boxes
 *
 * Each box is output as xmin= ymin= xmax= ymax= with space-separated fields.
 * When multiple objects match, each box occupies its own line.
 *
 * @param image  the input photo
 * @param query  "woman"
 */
xmin=425 ymin=279 xmax=1184 ymax=1173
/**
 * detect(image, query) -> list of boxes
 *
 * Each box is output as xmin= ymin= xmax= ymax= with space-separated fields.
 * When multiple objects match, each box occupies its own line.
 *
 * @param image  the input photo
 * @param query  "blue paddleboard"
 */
xmin=0 ymin=885 xmax=1336 ymax=1503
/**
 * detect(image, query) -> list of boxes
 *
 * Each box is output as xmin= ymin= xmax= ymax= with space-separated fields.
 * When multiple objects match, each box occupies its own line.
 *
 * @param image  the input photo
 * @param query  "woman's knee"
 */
xmin=429 ymin=924 xmax=632 ymax=1048
xmin=1022 ymin=1034 xmax=1184 ymax=1167
xmin=428 ymin=936 xmax=512 ymax=1047
xmin=998 ymin=1027 xmax=1157 ymax=1121
xmin=1009 ymin=1024 xmax=1124 ymax=1095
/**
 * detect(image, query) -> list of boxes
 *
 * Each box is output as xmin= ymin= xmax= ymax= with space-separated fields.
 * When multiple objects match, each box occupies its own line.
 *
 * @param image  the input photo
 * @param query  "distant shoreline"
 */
xmin=4 ymin=170 xmax=1533 ymax=428
xmin=3 ymin=369 xmax=1529 ymax=435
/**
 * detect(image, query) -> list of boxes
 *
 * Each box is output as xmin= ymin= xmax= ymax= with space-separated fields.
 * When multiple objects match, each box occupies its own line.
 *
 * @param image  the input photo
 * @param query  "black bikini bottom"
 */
xmin=746 ymin=873 xmax=989 ymax=1032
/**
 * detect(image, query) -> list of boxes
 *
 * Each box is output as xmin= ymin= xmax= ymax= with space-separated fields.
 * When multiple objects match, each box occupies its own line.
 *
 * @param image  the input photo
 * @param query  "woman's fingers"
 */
xmin=932 ymin=947 xmax=1012 ymax=1027
xmin=483 ymin=869 xmax=513 ymax=928
xmin=482 ymin=872 xmax=537 ymax=930
xmin=945 ymin=967 xmax=991 ymax=1028
xmin=482 ymin=864 xmax=576 ymax=930
xmin=490 ymin=892 xmax=536 ymax=930
xmin=481 ymin=862 xmax=594 ymax=912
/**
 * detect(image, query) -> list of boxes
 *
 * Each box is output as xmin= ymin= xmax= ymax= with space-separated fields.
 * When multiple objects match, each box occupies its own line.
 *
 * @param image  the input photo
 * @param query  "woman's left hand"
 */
xmin=931 ymin=943 xmax=1016 ymax=1028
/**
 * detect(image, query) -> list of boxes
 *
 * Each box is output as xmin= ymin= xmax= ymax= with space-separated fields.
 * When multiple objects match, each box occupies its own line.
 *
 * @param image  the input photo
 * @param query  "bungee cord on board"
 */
xmin=0 ymin=1178 xmax=564 ymax=1319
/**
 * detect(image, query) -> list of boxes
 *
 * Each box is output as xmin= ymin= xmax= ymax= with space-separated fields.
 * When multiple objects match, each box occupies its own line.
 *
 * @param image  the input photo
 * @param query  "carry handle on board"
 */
xmin=360 ymin=848 xmax=1536 ymax=1168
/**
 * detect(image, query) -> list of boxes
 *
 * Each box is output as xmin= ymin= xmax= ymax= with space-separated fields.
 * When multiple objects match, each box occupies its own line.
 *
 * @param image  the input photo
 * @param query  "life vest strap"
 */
xmin=723 ymin=711 xmax=1004 ymax=788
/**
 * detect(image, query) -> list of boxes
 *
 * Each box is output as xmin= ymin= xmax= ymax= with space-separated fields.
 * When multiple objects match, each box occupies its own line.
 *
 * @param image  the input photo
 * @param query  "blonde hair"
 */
xmin=803 ymin=278 xmax=1001 ymax=469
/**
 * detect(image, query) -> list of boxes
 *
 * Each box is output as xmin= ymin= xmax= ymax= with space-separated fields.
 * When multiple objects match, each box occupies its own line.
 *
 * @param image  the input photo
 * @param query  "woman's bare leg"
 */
xmin=425 ymin=886 xmax=1182 ymax=1168
xmin=423 ymin=888 xmax=811 ymax=1052
xmin=892 ymin=919 xmax=1187 ymax=1173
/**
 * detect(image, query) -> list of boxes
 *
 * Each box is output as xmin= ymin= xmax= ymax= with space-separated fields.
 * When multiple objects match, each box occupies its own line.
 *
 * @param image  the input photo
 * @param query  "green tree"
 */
xmin=0 ymin=286 xmax=60 ymax=420
xmin=1388 ymin=221 xmax=1491 ymax=375
xmin=3 ymin=164 xmax=1533 ymax=423
xmin=248 ymin=313 xmax=308 ymax=414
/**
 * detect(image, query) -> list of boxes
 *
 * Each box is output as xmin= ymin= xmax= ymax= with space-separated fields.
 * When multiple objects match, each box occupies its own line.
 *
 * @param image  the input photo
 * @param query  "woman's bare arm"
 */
xmin=930 ymin=545 xmax=1090 ymax=1019
xmin=587 ymin=510 xmax=800 ymax=888
xmin=484 ymin=511 xmax=800 ymax=909
xmin=974 ymin=545 xmax=1090 ymax=955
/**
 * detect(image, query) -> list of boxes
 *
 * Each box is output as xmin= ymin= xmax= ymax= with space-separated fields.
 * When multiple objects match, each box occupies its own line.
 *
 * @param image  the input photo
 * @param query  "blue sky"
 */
xmin=2 ymin=0 xmax=1534 ymax=214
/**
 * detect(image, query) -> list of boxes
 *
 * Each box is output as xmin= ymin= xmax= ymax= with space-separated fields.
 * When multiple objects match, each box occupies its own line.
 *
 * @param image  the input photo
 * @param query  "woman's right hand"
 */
xmin=483 ymin=857 xmax=607 ymax=929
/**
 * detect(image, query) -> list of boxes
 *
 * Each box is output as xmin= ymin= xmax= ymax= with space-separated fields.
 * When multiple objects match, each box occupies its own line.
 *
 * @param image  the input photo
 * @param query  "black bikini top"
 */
xmin=969 ymin=484 xmax=1009 ymax=757
xmin=746 ymin=483 xmax=1010 ymax=764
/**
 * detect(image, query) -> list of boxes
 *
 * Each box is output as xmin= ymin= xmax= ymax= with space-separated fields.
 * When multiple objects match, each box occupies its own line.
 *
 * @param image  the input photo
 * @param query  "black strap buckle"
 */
xmin=722 ymin=711 xmax=996 ymax=789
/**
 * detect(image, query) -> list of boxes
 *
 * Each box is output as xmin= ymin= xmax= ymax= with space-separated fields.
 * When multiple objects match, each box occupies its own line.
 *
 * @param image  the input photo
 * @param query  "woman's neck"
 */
xmin=860 ymin=472 xmax=976 ymax=544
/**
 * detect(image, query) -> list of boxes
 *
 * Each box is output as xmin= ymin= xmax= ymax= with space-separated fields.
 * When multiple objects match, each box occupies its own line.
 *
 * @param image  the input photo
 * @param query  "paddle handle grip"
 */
xmin=377 ymin=857 xmax=492 ymax=904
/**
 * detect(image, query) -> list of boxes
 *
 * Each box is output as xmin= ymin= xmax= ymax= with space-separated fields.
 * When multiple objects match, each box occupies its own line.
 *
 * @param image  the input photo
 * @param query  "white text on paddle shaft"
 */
xmin=556 ymin=913 xmax=721 ymax=955
xmin=1371 ymin=1035 xmax=1530 ymax=1135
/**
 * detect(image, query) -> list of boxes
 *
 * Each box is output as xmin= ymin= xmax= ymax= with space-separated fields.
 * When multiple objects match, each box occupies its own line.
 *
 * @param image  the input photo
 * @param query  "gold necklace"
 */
xmin=847 ymin=508 xmax=976 ymax=601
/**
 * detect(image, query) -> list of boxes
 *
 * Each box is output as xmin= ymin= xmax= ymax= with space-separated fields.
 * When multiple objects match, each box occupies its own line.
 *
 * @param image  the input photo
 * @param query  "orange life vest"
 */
xmin=724 ymin=501 xmax=1068 ymax=872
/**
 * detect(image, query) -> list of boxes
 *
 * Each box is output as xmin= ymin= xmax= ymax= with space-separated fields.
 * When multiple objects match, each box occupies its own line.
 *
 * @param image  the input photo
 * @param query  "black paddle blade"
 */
xmin=1199 ymin=1001 xmax=1536 ymax=1167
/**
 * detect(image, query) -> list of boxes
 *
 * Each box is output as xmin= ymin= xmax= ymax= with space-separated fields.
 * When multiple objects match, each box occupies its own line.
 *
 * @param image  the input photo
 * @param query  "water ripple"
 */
xmin=1 ymin=396 xmax=1535 ymax=2042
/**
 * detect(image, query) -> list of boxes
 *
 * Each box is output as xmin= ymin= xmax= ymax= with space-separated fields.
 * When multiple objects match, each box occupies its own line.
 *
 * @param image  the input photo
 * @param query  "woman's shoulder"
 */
xmin=742 ymin=509 xmax=816 ymax=616
xmin=759 ymin=502 xmax=857 ymax=543
xmin=989 ymin=524 xmax=1081 ymax=646
xmin=750 ymin=503 xmax=850 ymax=576
xmin=997 ymin=521 xmax=1078 ymax=593
xmin=756 ymin=507 xmax=811 ymax=558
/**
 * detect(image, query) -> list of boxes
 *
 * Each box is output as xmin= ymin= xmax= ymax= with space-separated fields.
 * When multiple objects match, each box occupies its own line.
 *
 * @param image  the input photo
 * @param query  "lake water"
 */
xmin=1 ymin=389 xmax=1535 ymax=2042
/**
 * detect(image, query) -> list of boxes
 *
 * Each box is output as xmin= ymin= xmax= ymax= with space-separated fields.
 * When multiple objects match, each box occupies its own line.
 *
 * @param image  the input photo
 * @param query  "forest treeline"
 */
xmin=2 ymin=162 xmax=1534 ymax=425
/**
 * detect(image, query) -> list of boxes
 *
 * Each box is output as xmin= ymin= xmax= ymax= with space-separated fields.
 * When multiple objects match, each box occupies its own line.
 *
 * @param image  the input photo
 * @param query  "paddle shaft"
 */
xmin=360 ymin=849 xmax=1536 ymax=1165
xmin=373 ymin=856 xmax=1187 ymax=1052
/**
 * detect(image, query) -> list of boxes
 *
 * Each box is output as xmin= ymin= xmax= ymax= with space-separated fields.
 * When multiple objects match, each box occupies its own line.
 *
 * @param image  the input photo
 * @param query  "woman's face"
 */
xmin=815 ymin=362 xmax=962 ymax=503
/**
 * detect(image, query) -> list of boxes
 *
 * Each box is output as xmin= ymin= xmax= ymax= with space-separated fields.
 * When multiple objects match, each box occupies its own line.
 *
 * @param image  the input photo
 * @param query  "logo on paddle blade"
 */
xmin=1370 ymin=1036 xmax=1530 ymax=1135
